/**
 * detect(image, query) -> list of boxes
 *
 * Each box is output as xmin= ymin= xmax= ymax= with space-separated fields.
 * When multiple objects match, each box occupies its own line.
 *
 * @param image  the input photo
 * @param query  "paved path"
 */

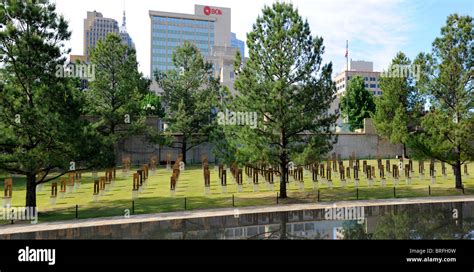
xmin=1 ymin=195 xmax=473 ymax=235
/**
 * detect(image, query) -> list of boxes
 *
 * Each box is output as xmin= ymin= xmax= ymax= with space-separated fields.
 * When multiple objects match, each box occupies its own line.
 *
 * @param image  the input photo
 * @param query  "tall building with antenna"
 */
xmin=70 ymin=10 xmax=135 ymax=63
xmin=120 ymin=11 xmax=135 ymax=50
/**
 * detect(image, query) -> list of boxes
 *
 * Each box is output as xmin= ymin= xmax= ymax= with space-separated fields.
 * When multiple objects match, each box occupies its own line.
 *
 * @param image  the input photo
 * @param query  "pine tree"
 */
xmin=155 ymin=41 xmax=221 ymax=163
xmin=410 ymin=14 xmax=473 ymax=189
xmin=0 ymin=0 xmax=100 ymax=207
xmin=86 ymin=33 xmax=159 ymax=167
xmin=372 ymin=52 xmax=425 ymax=157
xmin=227 ymin=2 xmax=337 ymax=198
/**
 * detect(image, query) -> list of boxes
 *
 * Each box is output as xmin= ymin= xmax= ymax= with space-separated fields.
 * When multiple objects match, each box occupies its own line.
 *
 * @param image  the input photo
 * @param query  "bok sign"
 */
xmin=203 ymin=6 xmax=222 ymax=16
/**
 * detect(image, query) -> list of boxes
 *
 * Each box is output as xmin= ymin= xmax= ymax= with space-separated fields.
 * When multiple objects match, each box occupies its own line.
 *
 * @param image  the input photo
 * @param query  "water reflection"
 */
xmin=344 ymin=202 xmax=473 ymax=240
xmin=3 ymin=202 xmax=472 ymax=239
xmin=144 ymin=202 xmax=474 ymax=240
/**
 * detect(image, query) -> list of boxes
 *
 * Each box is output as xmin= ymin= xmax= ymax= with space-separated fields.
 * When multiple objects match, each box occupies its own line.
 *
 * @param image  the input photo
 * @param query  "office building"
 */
xmin=149 ymin=9 xmax=215 ymax=72
xmin=83 ymin=11 xmax=119 ymax=60
xmin=71 ymin=10 xmax=135 ymax=63
xmin=231 ymin=32 xmax=245 ymax=59
xmin=149 ymin=5 xmax=245 ymax=94
xmin=207 ymin=45 xmax=239 ymax=92
xmin=334 ymin=60 xmax=382 ymax=97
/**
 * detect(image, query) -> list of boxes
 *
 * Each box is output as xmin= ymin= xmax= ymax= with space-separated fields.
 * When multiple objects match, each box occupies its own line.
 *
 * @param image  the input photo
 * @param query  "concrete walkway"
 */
xmin=0 ymin=195 xmax=473 ymax=235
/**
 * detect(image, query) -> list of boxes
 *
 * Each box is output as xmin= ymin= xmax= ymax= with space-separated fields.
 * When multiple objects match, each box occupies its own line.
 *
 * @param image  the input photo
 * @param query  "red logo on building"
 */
xmin=204 ymin=6 xmax=211 ymax=15
xmin=203 ymin=6 xmax=222 ymax=16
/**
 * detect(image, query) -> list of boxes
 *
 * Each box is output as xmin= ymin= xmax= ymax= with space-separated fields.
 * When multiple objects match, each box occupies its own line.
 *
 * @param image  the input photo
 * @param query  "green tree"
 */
xmin=86 ymin=33 xmax=158 ymax=167
xmin=140 ymin=92 xmax=165 ymax=117
xmin=340 ymin=76 xmax=376 ymax=131
xmin=155 ymin=41 xmax=221 ymax=164
xmin=342 ymin=221 xmax=371 ymax=240
xmin=0 ymin=0 xmax=100 ymax=207
xmin=372 ymin=52 xmax=425 ymax=157
xmin=228 ymin=2 xmax=337 ymax=198
xmin=372 ymin=207 xmax=471 ymax=240
xmin=410 ymin=14 xmax=473 ymax=189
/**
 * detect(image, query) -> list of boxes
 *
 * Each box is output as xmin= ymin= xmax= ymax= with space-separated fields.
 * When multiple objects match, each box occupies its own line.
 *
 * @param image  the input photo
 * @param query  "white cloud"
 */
xmin=292 ymin=0 xmax=416 ymax=73
xmin=53 ymin=0 xmax=415 ymax=78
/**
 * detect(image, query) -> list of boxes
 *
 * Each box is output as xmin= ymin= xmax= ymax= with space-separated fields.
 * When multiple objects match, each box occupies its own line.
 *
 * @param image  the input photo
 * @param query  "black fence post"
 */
xmin=393 ymin=187 xmax=396 ymax=198
xmin=277 ymin=192 xmax=279 ymax=204
xmin=356 ymin=188 xmax=359 ymax=200
xmin=318 ymin=189 xmax=320 ymax=202
xmin=132 ymin=201 xmax=135 ymax=215
xmin=429 ymin=186 xmax=431 ymax=196
xmin=232 ymin=194 xmax=235 ymax=207
xmin=184 ymin=197 xmax=187 ymax=210
xmin=10 ymin=209 xmax=14 ymax=224
xmin=75 ymin=205 xmax=78 ymax=219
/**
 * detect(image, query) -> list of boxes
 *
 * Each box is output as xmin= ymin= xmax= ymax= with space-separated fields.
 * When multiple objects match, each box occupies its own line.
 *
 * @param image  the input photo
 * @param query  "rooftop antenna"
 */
xmin=345 ymin=40 xmax=349 ymax=71
xmin=121 ymin=0 xmax=127 ymax=32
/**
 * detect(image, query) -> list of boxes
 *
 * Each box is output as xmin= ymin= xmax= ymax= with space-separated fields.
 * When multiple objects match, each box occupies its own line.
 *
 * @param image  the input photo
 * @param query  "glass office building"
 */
xmin=149 ymin=5 xmax=245 ymax=95
xmin=231 ymin=32 xmax=245 ymax=59
xmin=150 ymin=12 xmax=215 ymax=74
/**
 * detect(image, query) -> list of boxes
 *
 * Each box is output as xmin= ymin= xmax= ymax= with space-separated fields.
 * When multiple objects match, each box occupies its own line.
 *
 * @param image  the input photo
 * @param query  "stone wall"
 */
xmin=117 ymin=118 xmax=403 ymax=164
xmin=330 ymin=119 xmax=403 ymax=159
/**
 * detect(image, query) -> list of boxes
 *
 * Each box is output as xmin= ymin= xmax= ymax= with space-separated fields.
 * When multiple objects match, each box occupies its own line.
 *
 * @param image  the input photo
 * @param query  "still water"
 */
xmin=1 ymin=201 xmax=472 ymax=239
xmin=129 ymin=201 xmax=474 ymax=240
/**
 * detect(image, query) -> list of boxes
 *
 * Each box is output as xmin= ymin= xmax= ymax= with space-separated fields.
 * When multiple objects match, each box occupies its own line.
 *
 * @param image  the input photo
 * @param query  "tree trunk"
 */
xmin=402 ymin=144 xmax=407 ymax=159
xmin=279 ymin=130 xmax=288 ymax=199
xmin=25 ymin=172 xmax=37 ymax=208
xmin=279 ymin=157 xmax=288 ymax=199
xmin=454 ymin=144 xmax=463 ymax=189
xmin=454 ymin=161 xmax=463 ymax=189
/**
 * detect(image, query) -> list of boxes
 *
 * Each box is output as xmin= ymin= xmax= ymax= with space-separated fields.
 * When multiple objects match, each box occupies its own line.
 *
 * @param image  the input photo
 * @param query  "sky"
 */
xmin=53 ymin=0 xmax=473 ymax=78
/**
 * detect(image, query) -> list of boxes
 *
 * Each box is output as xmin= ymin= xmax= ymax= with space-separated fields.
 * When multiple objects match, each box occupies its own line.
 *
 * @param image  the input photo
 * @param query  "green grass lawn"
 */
xmin=1 ymin=160 xmax=473 ymax=224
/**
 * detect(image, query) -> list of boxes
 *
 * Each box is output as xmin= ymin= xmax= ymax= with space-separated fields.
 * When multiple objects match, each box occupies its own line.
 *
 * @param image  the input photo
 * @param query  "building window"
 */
xmin=365 ymin=84 xmax=368 ymax=88
xmin=370 ymin=84 xmax=376 ymax=88
xmin=230 ymin=71 xmax=235 ymax=79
